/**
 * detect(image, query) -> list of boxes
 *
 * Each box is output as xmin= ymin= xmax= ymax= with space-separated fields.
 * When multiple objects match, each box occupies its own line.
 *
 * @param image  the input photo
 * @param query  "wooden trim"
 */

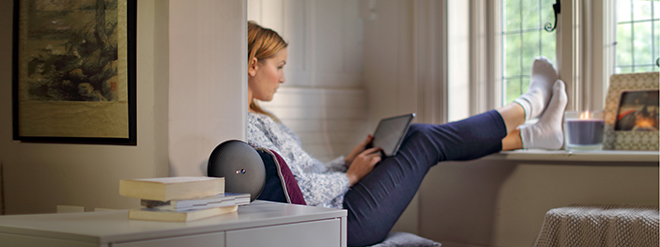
xmin=488 ymin=0 xmax=503 ymax=108
xmin=470 ymin=0 xmax=490 ymax=114
xmin=490 ymin=150 xmax=660 ymax=163
xmin=411 ymin=0 xmax=447 ymax=124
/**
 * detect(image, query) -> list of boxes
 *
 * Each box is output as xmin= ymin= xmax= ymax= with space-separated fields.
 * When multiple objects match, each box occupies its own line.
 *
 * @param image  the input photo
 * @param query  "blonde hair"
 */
xmin=248 ymin=21 xmax=288 ymax=121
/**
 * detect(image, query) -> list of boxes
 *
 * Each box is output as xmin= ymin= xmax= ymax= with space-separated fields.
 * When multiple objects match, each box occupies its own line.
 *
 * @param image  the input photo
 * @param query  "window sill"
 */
xmin=483 ymin=149 xmax=659 ymax=164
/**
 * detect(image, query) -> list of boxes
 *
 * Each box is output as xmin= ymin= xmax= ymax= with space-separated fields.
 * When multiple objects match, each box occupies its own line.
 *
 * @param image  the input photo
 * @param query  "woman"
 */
xmin=246 ymin=21 xmax=566 ymax=246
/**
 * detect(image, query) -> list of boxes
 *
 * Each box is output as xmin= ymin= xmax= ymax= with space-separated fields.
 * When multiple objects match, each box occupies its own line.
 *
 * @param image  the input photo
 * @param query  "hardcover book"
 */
xmin=142 ymin=193 xmax=250 ymax=212
xmin=128 ymin=205 xmax=238 ymax=222
xmin=119 ymin=177 xmax=225 ymax=201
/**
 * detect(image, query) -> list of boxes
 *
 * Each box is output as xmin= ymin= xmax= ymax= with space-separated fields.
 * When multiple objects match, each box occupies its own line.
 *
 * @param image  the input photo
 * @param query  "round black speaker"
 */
xmin=208 ymin=140 xmax=265 ymax=201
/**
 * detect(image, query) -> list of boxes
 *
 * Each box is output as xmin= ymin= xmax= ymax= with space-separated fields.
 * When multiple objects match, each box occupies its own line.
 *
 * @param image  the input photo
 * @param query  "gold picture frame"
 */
xmin=12 ymin=0 xmax=136 ymax=145
xmin=603 ymin=72 xmax=659 ymax=150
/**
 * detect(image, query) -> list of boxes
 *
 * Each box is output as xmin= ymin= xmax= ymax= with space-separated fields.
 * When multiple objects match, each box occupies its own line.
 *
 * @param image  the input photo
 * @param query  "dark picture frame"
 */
xmin=12 ymin=0 xmax=136 ymax=145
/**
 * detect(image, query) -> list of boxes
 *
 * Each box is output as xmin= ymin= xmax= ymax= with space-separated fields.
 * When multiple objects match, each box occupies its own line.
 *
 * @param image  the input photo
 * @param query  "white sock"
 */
xmin=519 ymin=80 xmax=567 ymax=150
xmin=514 ymin=56 xmax=558 ymax=121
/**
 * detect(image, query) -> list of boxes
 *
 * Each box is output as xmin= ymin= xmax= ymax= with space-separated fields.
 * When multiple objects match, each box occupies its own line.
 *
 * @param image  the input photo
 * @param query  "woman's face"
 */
xmin=248 ymin=48 xmax=287 ymax=102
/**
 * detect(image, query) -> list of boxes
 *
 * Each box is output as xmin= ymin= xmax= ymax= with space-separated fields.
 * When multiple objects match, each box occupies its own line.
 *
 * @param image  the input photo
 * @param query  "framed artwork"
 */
xmin=603 ymin=72 xmax=659 ymax=150
xmin=12 ymin=0 xmax=137 ymax=145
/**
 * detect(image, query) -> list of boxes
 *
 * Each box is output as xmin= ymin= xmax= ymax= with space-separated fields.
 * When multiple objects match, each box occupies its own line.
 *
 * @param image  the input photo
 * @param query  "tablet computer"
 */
xmin=370 ymin=113 xmax=415 ymax=157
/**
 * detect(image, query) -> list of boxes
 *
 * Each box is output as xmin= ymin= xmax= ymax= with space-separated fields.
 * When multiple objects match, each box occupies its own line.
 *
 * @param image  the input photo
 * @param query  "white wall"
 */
xmin=1 ymin=2 xmax=657 ymax=247
xmin=0 ymin=0 xmax=171 ymax=213
xmin=362 ymin=0 xmax=417 ymax=125
xmin=262 ymin=87 xmax=368 ymax=162
xmin=248 ymin=0 xmax=364 ymax=89
xmin=361 ymin=0 xmax=451 ymax=235
xmin=168 ymin=0 xmax=247 ymax=176
xmin=360 ymin=1 xmax=659 ymax=247
xmin=0 ymin=0 xmax=247 ymax=214
xmin=419 ymin=159 xmax=658 ymax=247
xmin=247 ymin=0 xmax=363 ymax=88
xmin=249 ymin=0 xmax=369 ymax=161
xmin=362 ymin=0 xmax=448 ymax=127
xmin=446 ymin=0 xmax=470 ymax=122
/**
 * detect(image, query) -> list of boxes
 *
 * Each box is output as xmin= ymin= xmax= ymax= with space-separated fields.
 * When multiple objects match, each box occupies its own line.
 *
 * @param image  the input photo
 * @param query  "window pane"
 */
xmin=541 ymin=30 xmax=557 ymax=62
xmin=504 ymin=33 xmax=522 ymax=77
xmin=616 ymin=23 xmax=633 ymax=66
xmin=503 ymin=0 xmax=522 ymax=32
xmin=633 ymin=0 xmax=653 ymax=21
xmin=522 ymin=31 xmax=541 ymax=74
xmin=501 ymin=0 xmax=556 ymax=106
xmin=655 ymin=18 xmax=659 ymax=69
xmin=541 ymin=0 xmax=555 ymax=26
xmin=636 ymin=65 xmax=655 ymax=72
xmin=633 ymin=22 xmax=653 ymax=66
xmin=505 ymin=78 xmax=524 ymax=104
xmin=617 ymin=66 xmax=634 ymax=74
xmin=617 ymin=0 xmax=632 ymax=22
xmin=522 ymin=0 xmax=540 ymax=30
xmin=655 ymin=23 xmax=660 ymax=70
xmin=614 ymin=0 xmax=659 ymax=74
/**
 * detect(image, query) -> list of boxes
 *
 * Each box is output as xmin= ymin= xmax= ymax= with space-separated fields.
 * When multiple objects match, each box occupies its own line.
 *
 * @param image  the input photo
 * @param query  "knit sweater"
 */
xmin=247 ymin=112 xmax=350 ymax=209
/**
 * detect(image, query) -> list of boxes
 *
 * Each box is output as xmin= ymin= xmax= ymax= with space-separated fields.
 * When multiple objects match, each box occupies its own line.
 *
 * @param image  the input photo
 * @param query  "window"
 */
xmin=500 ymin=0 xmax=558 ymax=105
xmin=458 ymin=0 xmax=658 ymax=116
xmin=491 ymin=0 xmax=658 ymax=112
xmin=614 ymin=0 xmax=660 ymax=74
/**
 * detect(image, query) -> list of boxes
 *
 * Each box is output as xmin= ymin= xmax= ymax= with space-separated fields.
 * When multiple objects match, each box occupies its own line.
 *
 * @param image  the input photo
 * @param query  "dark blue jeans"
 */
xmin=342 ymin=110 xmax=508 ymax=246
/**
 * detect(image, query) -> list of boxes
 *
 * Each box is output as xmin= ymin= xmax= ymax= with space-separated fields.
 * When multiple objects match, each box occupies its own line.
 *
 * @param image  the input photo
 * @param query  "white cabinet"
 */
xmin=113 ymin=232 xmax=226 ymax=247
xmin=0 ymin=201 xmax=347 ymax=247
xmin=226 ymin=219 xmax=341 ymax=247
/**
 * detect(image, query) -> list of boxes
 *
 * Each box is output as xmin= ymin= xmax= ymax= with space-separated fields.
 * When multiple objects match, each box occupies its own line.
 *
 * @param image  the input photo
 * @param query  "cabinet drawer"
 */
xmin=0 ymin=233 xmax=97 ymax=247
xmin=113 ymin=231 xmax=225 ymax=247
xmin=226 ymin=218 xmax=341 ymax=247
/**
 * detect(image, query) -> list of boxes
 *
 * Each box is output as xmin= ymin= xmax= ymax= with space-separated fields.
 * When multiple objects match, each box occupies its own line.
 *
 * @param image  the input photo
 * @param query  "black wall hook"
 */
xmin=544 ymin=1 xmax=561 ymax=32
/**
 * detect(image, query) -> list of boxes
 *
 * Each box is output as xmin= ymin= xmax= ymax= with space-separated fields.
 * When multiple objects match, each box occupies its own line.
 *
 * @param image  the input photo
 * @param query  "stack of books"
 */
xmin=119 ymin=176 xmax=250 ymax=222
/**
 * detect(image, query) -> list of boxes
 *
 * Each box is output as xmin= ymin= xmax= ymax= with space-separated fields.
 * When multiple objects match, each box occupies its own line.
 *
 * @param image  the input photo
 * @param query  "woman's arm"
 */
xmin=345 ymin=147 xmax=381 ymax=186
xmin=325 ymin=156 xmax=347 ymax=172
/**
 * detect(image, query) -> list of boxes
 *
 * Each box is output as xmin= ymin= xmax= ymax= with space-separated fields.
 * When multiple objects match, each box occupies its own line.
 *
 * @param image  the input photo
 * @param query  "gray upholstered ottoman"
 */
xmin=533 ymin=205 xmax=659 ymax=247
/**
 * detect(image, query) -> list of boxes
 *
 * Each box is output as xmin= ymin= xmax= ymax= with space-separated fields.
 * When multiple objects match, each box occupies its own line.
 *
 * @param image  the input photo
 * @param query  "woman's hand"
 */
xmin=345 ymin=147 xmax=382 ymax=186
xmin=345 ymin=135 xmax=374 ymax=168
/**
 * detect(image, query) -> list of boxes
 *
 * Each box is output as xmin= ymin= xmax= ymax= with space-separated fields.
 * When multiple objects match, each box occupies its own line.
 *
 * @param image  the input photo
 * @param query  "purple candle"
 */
xmin=564 ymin=111 xmax=605 ymax=150
xmin=565 ymin=119 xmax=605 ymax=145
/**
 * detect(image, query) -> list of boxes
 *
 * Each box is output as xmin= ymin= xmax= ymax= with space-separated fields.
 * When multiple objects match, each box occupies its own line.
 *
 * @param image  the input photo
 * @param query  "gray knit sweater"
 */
xmin=247 ymin=112 xmax=350 ymax=209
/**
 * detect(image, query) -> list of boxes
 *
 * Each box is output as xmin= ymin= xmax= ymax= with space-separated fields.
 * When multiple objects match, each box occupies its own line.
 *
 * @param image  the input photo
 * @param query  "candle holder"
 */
xmin=564 ymin=111 xmax=605 ymax=151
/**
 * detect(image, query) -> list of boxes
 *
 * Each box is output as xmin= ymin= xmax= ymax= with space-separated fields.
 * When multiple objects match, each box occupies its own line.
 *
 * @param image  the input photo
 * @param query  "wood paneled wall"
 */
xmin=248 ymin=0 xmax=368 ymax=161
xmin=261 ymin=87 xmax=368 ymax=162
xmin=248 ymin=0 xmax=363 ymax=89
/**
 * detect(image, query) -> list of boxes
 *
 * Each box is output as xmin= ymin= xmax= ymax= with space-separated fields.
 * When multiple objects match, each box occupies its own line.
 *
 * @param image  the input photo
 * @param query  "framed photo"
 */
xmin=603 ymin=72 xmax=659 ymax=150
xmin=12 ymin=0 xmax=136 ymax=145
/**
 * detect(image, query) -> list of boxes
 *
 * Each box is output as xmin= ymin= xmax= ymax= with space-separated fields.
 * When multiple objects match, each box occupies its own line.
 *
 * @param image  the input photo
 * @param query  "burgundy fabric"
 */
xmin=268 ymin=149 xmax=306 ymax=205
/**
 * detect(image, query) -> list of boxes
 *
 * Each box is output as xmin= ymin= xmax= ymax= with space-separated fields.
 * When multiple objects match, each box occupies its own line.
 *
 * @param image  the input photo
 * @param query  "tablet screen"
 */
xmin=371 ymin=113 xmax=415 ymax=157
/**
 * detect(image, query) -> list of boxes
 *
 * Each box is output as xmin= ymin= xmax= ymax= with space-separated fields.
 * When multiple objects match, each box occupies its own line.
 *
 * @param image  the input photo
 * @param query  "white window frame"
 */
xmin=468 ymin=0 xmax=616 ymax=114
xmin=559 ymin=0 xmax=614 ymax=112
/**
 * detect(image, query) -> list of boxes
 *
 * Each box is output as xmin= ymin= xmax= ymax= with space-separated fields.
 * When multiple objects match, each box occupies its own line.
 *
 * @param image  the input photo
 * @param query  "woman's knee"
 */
xmin=399 ymin=123 xmax=445 ymax=163
xmin=404 ymin=124 xmax=438 ymax=146
xmin=407 ymin=123 xmax=428 ymax=133
xmin=405 ymin=123 xmax=434 ymax=139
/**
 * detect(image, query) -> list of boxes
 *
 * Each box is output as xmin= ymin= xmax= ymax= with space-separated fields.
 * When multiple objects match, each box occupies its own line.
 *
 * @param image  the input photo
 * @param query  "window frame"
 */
xmin=448 ymin=0 xmax=654 ymax=120
xmin=474 ymin=0 xmax=617 ymax=113
xmin=612 ymin=0 xmax=660 ymax=74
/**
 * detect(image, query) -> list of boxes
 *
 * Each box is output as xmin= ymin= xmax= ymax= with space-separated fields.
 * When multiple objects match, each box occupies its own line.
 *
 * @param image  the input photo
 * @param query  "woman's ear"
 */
xmin=248 ymin=57 xmax=259 ymax=77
